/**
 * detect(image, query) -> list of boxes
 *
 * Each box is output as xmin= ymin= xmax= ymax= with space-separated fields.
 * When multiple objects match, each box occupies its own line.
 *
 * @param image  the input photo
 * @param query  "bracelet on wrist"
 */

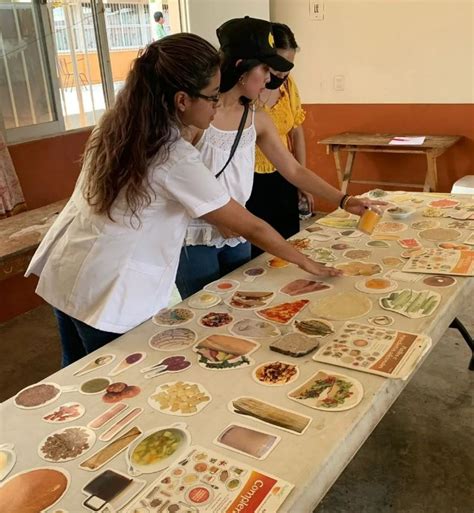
xmin=339 ymin=194 xmax=351 ymax=210
xmin=338 ymin=194 xmax=347 ymax=209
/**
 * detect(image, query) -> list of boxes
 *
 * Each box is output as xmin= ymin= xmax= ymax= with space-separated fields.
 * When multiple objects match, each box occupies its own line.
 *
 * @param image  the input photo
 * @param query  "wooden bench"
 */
xmin=0 ymin=199 xmax=68 ymax=282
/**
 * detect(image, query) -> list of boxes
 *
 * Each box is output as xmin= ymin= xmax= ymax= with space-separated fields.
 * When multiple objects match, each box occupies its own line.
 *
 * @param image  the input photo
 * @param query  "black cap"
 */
xmin=217 ymin=17 xmax=293 ymax=72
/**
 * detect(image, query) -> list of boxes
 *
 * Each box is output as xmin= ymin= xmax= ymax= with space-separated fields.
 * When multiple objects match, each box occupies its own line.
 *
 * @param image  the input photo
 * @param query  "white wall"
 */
xmin=186 ymin=0 xmax=270 ymax=47
xmin=270 ymin=0 xmax=474 ymax=104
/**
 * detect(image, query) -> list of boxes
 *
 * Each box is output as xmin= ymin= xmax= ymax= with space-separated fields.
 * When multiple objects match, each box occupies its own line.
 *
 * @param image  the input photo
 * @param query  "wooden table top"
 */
xmin=0 ymin=199 xmax=68 ymax=263
xmin=318 ymin=132 xmax=461 ymax=150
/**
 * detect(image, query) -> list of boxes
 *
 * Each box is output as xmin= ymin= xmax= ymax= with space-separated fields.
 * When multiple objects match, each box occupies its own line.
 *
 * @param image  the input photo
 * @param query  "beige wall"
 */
xmin=186 ymin=0 xmax=270 ymax=47
xmin=270 ymin=0 xmax=474 ymax=104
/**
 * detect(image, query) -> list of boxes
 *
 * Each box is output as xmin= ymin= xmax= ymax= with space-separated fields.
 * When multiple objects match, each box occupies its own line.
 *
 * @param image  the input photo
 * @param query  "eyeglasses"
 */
xmin=195 ymin=92 xmax=221 ymax=104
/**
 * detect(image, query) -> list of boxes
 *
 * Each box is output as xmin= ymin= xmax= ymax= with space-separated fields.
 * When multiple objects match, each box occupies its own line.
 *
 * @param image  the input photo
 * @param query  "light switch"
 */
xmin=334 ymin=75 xmax=345 ymax=91
xmin=309 ymin=1 xmax=324 ymax=21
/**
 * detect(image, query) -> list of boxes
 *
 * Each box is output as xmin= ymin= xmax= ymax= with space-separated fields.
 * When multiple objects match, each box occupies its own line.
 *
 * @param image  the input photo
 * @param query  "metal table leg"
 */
xmin=449 ymin=317 xmax=474 ymax=370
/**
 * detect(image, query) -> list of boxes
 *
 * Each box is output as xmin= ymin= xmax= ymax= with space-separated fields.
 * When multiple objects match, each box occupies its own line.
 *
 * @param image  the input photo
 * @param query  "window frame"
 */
xmin=1 ymin=0 xmax=66 ymax=143
xmin=1 ymin=0 xmax=186 ymax=143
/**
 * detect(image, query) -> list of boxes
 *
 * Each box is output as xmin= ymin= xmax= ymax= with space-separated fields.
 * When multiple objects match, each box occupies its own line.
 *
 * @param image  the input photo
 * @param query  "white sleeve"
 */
xmin=164 ymin=150 xmax=230 ymax=219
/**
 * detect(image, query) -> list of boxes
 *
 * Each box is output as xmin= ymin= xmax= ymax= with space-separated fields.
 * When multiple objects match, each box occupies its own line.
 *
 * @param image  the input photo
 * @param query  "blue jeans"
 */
xmin=54 ymin=308 xmax=120 ymax=368
xmin=176 ymin=242 xmax=251 ymax=299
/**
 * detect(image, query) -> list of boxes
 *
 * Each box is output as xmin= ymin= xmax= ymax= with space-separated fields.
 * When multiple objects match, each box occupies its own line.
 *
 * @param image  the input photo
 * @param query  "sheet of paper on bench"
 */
xmin=389 ymin=136 xmax=426 ymax=146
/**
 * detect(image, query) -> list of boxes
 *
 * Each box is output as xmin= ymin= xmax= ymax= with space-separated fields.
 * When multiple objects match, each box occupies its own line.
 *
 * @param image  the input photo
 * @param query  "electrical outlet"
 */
xmin=309 ymin=1 xmax=324 ymax=21
xmin=333 ymin=75 xmax=345 ymax=91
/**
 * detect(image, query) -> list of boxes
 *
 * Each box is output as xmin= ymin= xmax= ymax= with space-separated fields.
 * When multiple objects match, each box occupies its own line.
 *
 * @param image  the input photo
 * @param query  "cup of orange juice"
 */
xmin=357 ymin=208 xmax=381 ymax=235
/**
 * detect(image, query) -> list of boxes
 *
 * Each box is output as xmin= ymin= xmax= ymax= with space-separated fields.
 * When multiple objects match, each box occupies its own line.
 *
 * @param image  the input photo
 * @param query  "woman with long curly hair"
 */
xmin=26 ymin=33 xmax=340 ymax=367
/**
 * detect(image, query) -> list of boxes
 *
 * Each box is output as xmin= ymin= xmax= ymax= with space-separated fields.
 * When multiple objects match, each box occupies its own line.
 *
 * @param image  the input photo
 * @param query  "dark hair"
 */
xmin=82 ymin=33 xmax=220 ymax=223
xmin=272 ymin=22 xmax=298 ymax=50
xmin=153 ymin=11 xmax=163 ymax=22
xmin=219 ymin=53 xmax=262 ymax=94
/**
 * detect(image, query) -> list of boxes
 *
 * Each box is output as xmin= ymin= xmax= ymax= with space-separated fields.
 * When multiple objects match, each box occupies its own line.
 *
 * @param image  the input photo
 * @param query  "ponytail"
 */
xmin=82 ymin=34 xmax=220 ymax=224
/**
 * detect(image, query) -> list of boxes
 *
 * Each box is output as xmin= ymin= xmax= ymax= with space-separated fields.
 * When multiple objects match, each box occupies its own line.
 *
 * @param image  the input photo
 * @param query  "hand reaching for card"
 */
xmin=298 ymin=258 xmax=343 ymax=277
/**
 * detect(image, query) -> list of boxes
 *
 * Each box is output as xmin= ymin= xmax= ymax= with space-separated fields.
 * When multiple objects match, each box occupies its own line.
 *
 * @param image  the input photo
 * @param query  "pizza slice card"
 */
xmin=256 ymin=300 xmax=309 ymax=325
xmin=398 ymin=238 xmax=422 ymax=249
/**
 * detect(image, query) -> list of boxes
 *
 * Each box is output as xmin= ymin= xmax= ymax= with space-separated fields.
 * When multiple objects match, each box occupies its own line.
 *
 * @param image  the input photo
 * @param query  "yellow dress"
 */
xmin=255 ymin=74 xmax=306 ymax=174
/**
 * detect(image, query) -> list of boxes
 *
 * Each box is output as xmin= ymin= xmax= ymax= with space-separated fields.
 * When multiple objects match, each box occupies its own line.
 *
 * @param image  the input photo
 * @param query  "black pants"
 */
xmin=246 ymin=171 xmax=300 ymax=258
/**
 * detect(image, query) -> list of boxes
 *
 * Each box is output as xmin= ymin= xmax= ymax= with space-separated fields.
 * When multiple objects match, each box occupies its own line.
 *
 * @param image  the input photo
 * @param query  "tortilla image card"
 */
xmin=309 ymin=291 xmax=372 ymax=321
xmin=419 ymin=227 xmax=462 ymax=242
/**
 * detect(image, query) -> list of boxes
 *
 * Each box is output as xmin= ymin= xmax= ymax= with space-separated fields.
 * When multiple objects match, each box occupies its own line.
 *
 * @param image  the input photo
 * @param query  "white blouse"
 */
xmin=26 ymin=137 xmax=230 ymax=333
xmin=185 ymin=109 xmax=257 ymax=248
